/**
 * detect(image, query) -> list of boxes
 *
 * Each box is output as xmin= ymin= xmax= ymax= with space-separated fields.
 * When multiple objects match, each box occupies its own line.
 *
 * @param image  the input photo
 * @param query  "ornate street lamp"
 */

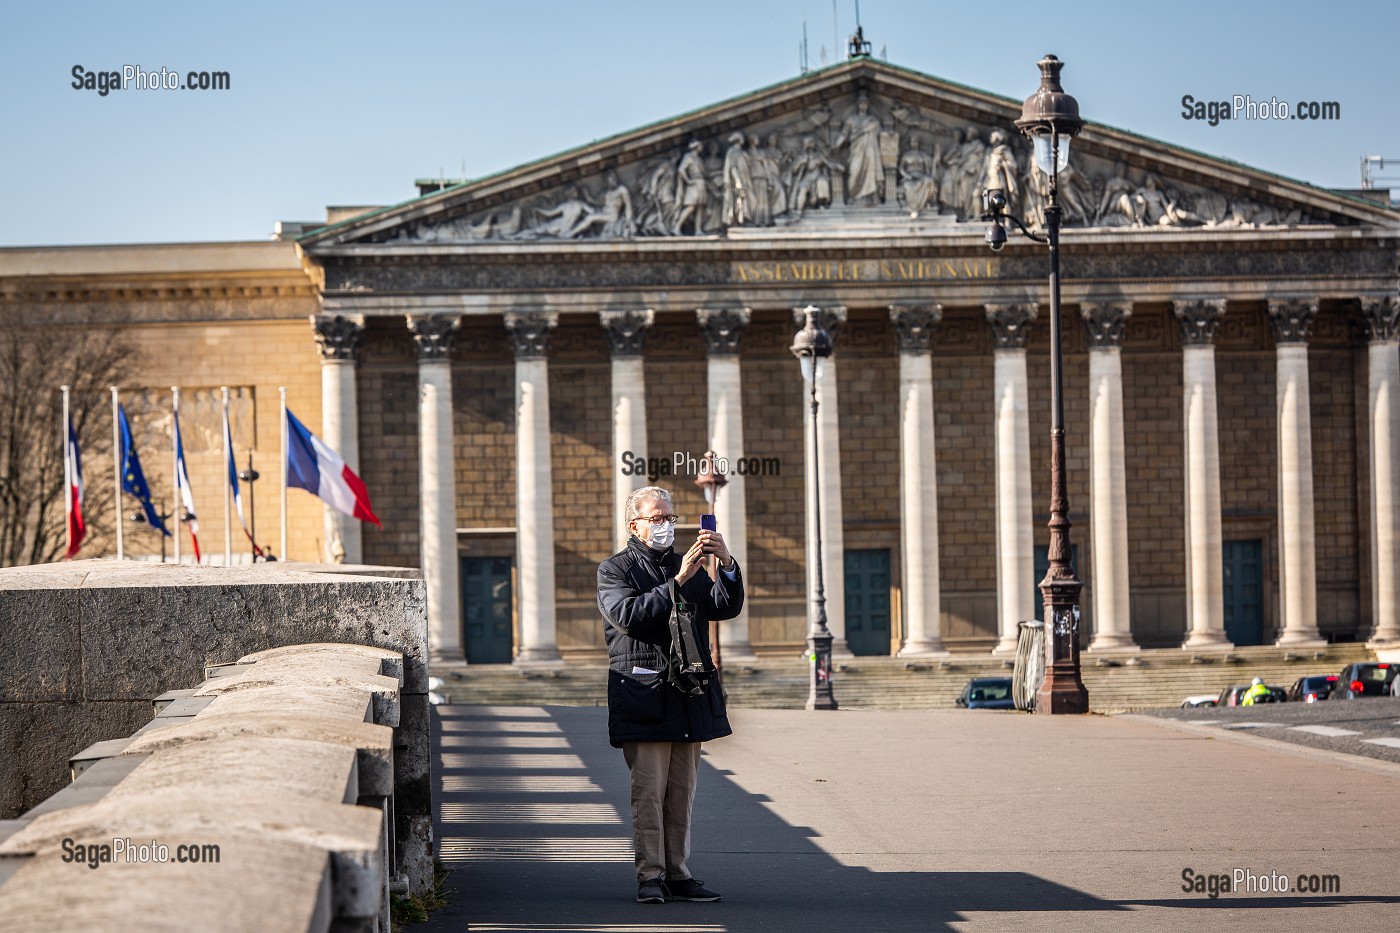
xmin=693 ymin=450 xmax=728 ymax=680
xmin=791 ymin=306 xmax=837 ymax=710
xmin=981 ymin=54 xmax=1089 ymax=714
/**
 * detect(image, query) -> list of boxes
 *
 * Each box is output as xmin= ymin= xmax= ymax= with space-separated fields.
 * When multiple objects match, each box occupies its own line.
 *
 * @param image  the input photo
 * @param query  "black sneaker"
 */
xmin=637 ymin=877 xmax=668 ymax=904
xmin=666 ymin=877 xmax=721 ymax=902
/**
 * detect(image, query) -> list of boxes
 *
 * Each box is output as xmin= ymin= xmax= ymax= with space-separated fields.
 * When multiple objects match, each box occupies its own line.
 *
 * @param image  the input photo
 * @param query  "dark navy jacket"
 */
xmin=598 ymin=535 xmax=744 ymax=748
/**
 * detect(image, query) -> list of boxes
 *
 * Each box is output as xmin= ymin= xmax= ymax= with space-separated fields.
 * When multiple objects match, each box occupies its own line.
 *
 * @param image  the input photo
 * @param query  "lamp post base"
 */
xmin=806 ymin=631 xmax=838 ymax=711
xmin=1036 ymin=666 xmax=1089 ymax=714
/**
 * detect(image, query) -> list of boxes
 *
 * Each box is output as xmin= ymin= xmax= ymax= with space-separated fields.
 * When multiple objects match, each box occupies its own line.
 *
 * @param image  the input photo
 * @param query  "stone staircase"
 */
xmin=432 ymin=643 xmax=1377 ymax=713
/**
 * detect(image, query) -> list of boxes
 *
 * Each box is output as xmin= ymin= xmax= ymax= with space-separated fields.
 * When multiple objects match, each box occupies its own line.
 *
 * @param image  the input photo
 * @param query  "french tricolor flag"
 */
xmin=285 ymin=407 xmax=381 ymax=527
xmin=63 ymin=414 xmax=86 ymax=560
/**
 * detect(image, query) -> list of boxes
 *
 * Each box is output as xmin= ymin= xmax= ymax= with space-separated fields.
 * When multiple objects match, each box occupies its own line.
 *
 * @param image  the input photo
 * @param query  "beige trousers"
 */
xmin=621 ymin=741 xmax=701 ymax=883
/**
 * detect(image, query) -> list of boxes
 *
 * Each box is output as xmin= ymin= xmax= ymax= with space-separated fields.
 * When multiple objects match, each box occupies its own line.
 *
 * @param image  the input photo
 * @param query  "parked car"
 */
xmin=1217 ymin=682 xmax=1287 ymax=706
xmin=955 ymin=677 xmax=1015 ymax=710
xmin=1329 ymin=662 xmax=1397 ymax=699
xmin=1287 ymin=674 xmax=1340 ymax=703
xmin=1216 ymin=684 xmax=1250 ymax=707
xmin=1181 ymin=694 xmax=1218 ymax=708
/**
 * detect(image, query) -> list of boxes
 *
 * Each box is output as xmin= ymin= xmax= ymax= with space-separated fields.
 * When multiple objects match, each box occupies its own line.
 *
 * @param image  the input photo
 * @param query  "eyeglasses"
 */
xmin=632 ymin=514 xmax=678 ymax=526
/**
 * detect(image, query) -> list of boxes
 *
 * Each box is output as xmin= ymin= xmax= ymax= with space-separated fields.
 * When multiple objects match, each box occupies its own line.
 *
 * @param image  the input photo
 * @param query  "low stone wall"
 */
xmin=0 ymin=559 xmax=431 ymax=897
xmin=0 ymin=641 xmax=419 ymax=932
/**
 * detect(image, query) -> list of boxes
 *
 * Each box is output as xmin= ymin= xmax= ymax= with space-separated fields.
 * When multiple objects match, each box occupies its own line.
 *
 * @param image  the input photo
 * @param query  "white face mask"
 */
xmin=640 ymin=520 xmax=674 ymax=550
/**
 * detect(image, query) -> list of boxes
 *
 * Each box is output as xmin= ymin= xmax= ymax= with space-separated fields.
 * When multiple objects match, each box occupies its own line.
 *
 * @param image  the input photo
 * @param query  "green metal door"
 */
xmin=1223 ymin=539 xmax=1264 ymax=646
xmin=462 ymin=556 xmax=514 ymax=664
xmin=844 ymin=548 xmax=892 ymax=656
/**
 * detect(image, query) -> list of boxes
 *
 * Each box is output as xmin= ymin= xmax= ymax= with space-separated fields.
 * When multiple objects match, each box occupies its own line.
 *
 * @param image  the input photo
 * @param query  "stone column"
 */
xmin=1081 ymin=302 xmax=1137 ymax=651
xmin=506 ymin=311 xmax=563 ymax=665
xmin=890 ymin=305 xmax=948 ymax=656
xmin=312 ymin=314 xmax=365 ymax=564
xmin=407 ymin=313 xmax=464 ymax=664
xmin=1270 ymin=298 xmax=1325 ymax=646
xmin=792 ymin=306 xmax=851 ymax=656
xmin=1362 ymin=296 xmax=1400 ymax=645
xmin=697 ymin=308 xmax=756 ymax=659
xmin=986 ymin=303 xmax=1037 ymax=654
xmin=602 ymin=310 xmax=654 ymax=552
xmin=1174 ymin=298 xmax=1231 ymax=648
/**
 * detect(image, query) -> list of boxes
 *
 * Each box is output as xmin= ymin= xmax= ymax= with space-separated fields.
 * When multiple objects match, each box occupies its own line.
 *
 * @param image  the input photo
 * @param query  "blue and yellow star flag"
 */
xmin=118 ymin=404 xmax=169 ymax=537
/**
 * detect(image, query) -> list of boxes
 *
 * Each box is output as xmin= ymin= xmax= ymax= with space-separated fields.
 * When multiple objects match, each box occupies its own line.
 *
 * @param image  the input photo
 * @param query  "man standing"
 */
xmin=598 ymin=485 xmax=744 ymax=905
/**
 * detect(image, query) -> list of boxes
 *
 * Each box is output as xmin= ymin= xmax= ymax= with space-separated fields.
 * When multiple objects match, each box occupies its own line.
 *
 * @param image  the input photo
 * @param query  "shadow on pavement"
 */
xmin=413 ymin=705 xmax=1398 ymax=932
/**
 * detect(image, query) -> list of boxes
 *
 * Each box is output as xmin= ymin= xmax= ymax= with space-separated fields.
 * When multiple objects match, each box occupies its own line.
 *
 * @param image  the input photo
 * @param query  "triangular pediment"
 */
xmin=300 ymin=58 xmax=1397 ymax=251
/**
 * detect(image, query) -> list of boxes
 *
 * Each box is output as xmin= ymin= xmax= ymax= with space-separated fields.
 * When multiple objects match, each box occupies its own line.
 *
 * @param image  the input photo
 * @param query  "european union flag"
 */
xmin=119 ymin=405 xmax=170 ymax=536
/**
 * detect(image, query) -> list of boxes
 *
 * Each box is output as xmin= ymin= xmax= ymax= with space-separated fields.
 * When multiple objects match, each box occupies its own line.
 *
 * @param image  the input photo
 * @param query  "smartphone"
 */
xmin=700 ymin=514 xmax=717 ymax=532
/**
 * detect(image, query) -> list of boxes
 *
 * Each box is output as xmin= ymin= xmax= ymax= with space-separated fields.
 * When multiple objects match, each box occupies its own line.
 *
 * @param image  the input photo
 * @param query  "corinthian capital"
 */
xmin=504 ymin=311 xmax=558 ymax=360
xmin=1267 ymin=298 xmax=1318 ymax=345
xmin=1080 ymin=301 xmax=1132 ymax=350
xmin=889 ymin=304 xmax=942 ymax=353
xmin=600 ymin=310 xmax=654 ymax=357
xmin=1359 ymin=295 xmax=1400 ymax=343
xmin=1173 ymin=298 xmax=1227 ymax=346
xmin=406 ymin=313 xmax=461 ymax=362
xmin=696 ymin=308 xmax=751 ymax=355
xmin=311 ymin=314 xmax=366 ymax=362
xmin=985 ymin=303 xmax=1037 ymax=350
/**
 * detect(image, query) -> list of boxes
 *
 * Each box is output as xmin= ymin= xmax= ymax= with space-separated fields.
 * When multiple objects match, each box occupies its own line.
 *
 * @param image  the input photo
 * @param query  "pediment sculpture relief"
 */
xmin=389 ymin=91 xmax=1320 ymax=244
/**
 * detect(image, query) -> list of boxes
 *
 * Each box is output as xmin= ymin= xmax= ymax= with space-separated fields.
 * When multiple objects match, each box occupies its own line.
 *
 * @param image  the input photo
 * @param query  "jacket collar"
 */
xmin=627 ymin=534 xmax=673 ymax=565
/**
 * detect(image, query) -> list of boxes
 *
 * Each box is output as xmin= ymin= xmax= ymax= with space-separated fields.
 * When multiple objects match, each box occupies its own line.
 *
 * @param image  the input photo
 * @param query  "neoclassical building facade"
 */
xmin=6 ymin=58 xmax=1399 ymax=662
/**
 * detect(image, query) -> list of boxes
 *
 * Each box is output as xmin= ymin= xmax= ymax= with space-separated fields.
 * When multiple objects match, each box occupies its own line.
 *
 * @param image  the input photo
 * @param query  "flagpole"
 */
xmin=111 ymin=386 xmax=123 ymax=560
xmin=62 ymin=384 xmax=72 ymax=560
xmin=222 ymin=386 xmax=232 ymax=566
xmin=172 ymin=386 xmax=181 ymax=565
xmin=279 ymin=386 xmax=288 ymax=562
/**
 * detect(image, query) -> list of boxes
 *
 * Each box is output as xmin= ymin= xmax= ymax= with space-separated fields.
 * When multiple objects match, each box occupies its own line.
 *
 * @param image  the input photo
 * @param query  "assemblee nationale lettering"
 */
xmin=733 ymin=258 xmax=997 ymax=283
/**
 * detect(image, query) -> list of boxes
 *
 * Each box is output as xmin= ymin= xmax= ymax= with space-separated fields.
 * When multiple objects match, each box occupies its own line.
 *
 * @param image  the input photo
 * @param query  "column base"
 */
xmin=898 ymin=640 xmax=951 ymax=658
xmin=429 ymin=646 xmax=466 ymax=666
xmin=1181 ymin=630 xmax=1232 ymax=649
xmin=830 ymin=638 xmax=855 ymax=660
xmin=1366 ymin=629 xmax=1400 ymax=648
xmin=1087 ymin=633 xmax=1140 ymax=652
xmin=991 ymin=635 xmax=1020 ymax=655
xmin=513 ymin=647 xmax=564 ymax=667
xmin=1275 ymin=630 xmax=1326 ymax=648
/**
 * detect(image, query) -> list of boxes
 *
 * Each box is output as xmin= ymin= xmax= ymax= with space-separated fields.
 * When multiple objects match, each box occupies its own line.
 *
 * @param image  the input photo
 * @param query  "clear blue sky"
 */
xmin=1 ymin=0 xmax=1395 ymax=246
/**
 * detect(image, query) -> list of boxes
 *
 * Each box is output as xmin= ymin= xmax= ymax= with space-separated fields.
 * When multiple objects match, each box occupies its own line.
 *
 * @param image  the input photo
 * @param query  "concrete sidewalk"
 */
xmin=417 ymin=705 xmax=1400 ymax=932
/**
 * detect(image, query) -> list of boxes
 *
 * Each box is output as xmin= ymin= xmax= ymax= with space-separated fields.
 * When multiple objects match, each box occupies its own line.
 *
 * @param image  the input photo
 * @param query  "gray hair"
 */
xmin=625 ymin=486 xmax=673 ymax=528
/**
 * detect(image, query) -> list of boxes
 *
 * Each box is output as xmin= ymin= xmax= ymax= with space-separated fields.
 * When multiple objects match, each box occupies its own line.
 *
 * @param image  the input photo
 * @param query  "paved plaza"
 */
xmin=418 ymin=703 xmax=1400 ymax=932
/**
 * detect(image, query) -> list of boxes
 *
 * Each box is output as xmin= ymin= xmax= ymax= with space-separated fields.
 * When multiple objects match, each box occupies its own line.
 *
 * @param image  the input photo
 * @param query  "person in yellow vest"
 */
xmin=1241 ymin=676 xmax=1272 ymax=706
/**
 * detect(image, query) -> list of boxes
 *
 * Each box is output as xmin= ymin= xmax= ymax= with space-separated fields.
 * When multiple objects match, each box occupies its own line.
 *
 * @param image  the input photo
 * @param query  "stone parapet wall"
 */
xmin=0 ymin=640 xmax=422 ymax=931
xmin=0 ymin=560 xmax=430 ymax=903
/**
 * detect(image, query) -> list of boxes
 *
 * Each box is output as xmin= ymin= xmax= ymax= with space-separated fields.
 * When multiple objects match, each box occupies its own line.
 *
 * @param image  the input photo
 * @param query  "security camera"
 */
xmin=985 ymin=222 xmax=1007 ymax=251
xmin=982 ymin=187 xmax=1007 ymax=214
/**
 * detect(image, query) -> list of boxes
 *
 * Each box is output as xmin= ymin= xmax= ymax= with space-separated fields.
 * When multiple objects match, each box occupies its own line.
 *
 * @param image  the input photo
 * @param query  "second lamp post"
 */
xmin=791 ymin=306 xmax=838 ymax=711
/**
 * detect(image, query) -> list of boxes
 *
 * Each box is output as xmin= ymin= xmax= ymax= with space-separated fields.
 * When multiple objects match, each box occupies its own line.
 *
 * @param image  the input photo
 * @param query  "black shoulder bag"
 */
xmin=667 ymin=580 xmax=714 ymax=695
